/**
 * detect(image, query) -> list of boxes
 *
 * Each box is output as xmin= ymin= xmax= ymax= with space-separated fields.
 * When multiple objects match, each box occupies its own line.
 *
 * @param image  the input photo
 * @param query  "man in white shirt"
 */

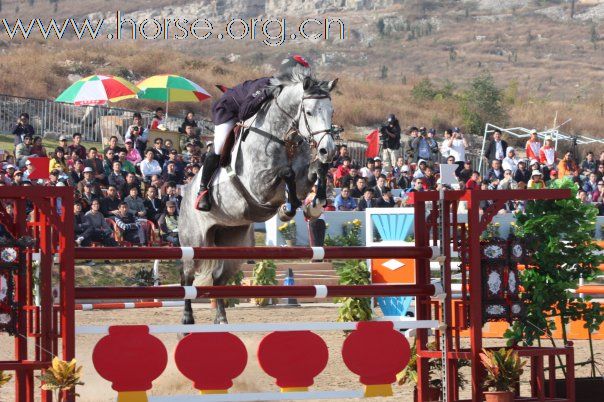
xmin=446 ymin=127 xmax=468 ymax=162
xmin=140 ymin=149 xmax=162 ymax=181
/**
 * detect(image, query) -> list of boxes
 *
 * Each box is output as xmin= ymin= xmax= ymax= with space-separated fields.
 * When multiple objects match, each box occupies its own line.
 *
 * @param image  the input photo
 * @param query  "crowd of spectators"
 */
xmin=4 ymin=111 xmax=604 ymax=248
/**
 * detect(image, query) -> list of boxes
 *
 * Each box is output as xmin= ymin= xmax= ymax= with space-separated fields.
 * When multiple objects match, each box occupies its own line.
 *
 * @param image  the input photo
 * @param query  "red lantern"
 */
xmin=342 ymin=321 xmax=410 ymax=397
xmin=93 ymin=325 xmax=168 ymax=402
xmin=257 ymin=331 xmax=328 ymax=392
xmin=175 ymin=332 xmax=247 ymax=394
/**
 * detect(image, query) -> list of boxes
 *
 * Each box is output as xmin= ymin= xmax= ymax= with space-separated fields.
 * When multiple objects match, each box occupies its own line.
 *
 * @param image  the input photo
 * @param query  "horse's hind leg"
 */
xmin=212 ymin=261 xmax=236 ymax=324
xmin=181 ymin=260 xmax=195 ymax=325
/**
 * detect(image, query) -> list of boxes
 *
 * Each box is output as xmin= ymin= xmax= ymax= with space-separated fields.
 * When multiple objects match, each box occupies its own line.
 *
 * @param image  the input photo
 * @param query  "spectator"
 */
xmin=15 ymin=134 xmax=35 ymax=168
xmin=549 ymin=170 xmax=559 ymax=185
xmin=122 ymin=173 xmax=140 ymax=200
xmin=413 ymin=160 xmax=428 ymax=179
xmin=12 ymin=170 xmax=24 ymax=186
xmin=124 ymin=186 xmax=146 ymax=218
xmin=367 ymin=167 xmax=382 ymax=188
xmin=22 ymin=160 xmax=36 ymax=183
xmin=124 ymin=139 xmax=142 ymax=165
xmin=163 ymin=150 xmax=185 ymax=181
xmin=373 ymin=174 xmax=390 ymax=197
xmin=440 ymin=129 xmax=452 ymax=160
xmin=100 ymin=186 xmax=121 ymax=217
xmin=581 ymin=151 xmax=597 ymax=174
xmin=334 ymin=157 xmax=351 ymax=187
xmin=356 ymin=188 xmax=375 ymax=211
xmin=538 ymin=137 xmax=556 ymax=168
xmin=45 ymin=170 xmax=60 ymax=187
xmin=125 ymin=113 xmax=149 ymax=156
xmin=108 ymin=161 xmax=126 ymax=195
xmin=466 ymin=171 xmax=481 ymax=190
xmin=150 ymin=107 xmax=165 ymax=130
xmin=150 ymin=175 xmax=164 ymax=195
xmin=527 ymin=170 xmax=545 ymax=189
xmin=458 ymin=160 xmax=473 ymax=184
xmin=577 ymin=190 xmax=590 ymax=204
xmin=12 ymin=112 xmax=35 ymax=146
xmin=594 ymin=181 xmax=604 ymax=204
xmin=334 ymin=187 xmax=357 ymax=211
xmin=379 ymin=114 xmax=402 ymax=173
xmin=76 ymin=167 xmax=102 ymax=196
xmin=80 ymin=183 xmax=99 ymax=213
xmin=158 ymin=201 xmax=179 ymax=246
xmin=445 ymin=127 xmax=468 ymax=162
xmin=583 ymin=172 xmax=599 ymax=199
xmin=525 ymin=129 xmax=541 ymax=161
xmin=513 ymin=160 xmax=531 ymax=184
xmin=423 ymin=167 xmax=437 ymax=190
xmin=502 ymin=147 xmax=520 ymax=174
xmin=151 ymin=137 xmax=167 ymax=166
xmin=375 ymin=188 xmax=395 ymax=208
xmin=70 ymin=159 xmax=85 ymax=185
xmin=487 ymin=159 xmax=504 ymax=182
xmin=73 ymin=202 xmax=90 ymax=246
xmin=143 ymin=186 xmax=164 ymax=224
xmin=350 ymin=177 xmax=367 ymax=198
xmin=497 ymin=170 xmax=517 ymax=190
xmin=332 ymin=145 xmax=349 ymax=168
xmin=597 ymin=164 xmax=604 ymax=182
xmin=558 ymin=151 xmax=578 ymax=177
xmin=30 ymin=136 xmax=47 ymax=157
xmin=104 ymin=136 xmax=123 ymax=158
xmin=48 ymin=147 xmax=67 ymax=173
xmin=162 ymin=161 xmax=181 ymax=184
xmin=161 ymin=182 xmax=182 ymax=213
xmin=411 ymin=127 xmax=438 ymax=163
xmin=484 ymin=129 xmax=508 ymax=162
xmin=57 ymin=134 xmax=69 ymax=152
xmin=179 ymin=111 xmax=198 ymax=134
xmin=164 ymin=139 xmax=175 ymax=154
xmin=140 ymin=150 xmax=162 ymax=180
xmin=392 ymin=157 xmax=406 ymax=180
xmin=67 ymin=133 xmax=86 ymax=160
xmin=396 ymin=165 xmax=413 ymax=190
xmin=180 ymin=123 xmax=201 ymax=151
xmin=84 ymin=147 xmax=105 ymax=183
xmin=102 ymin=149 xmax=116 ymax=178
xmin=113 ymin=202 xmax=146 ymax=245
xmin=117 ymin=150 xmax=136 ymax=174
xmin=80 ymin=199 xmax=118 ymax=246
xmin=359 ymin=158 xmax=375 ymax=180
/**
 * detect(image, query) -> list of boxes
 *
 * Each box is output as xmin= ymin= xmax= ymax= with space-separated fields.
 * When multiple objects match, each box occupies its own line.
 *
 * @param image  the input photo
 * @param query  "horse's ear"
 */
xmin=303 ymin=76 xmax=313 ymax=91
xmin=327 ymin=78 xmax=338 ymax=92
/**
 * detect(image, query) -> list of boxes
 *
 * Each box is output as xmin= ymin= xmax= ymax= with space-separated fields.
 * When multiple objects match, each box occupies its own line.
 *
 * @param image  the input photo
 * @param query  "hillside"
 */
xmin=0 ymin=0 xmax=603 ymax=141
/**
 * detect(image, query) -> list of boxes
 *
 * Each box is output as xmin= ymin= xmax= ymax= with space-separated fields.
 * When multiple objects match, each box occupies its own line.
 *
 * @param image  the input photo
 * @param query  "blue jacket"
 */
xmin=212 ymin=77 xmax=272 ymax=125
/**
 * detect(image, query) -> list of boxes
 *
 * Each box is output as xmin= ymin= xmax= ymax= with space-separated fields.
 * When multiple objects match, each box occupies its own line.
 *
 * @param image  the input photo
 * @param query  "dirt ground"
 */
xmin=0 ymin=303 xmax=598 ymax=402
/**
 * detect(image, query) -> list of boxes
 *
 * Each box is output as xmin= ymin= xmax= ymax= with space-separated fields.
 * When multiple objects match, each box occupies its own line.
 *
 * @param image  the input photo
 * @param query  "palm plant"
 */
xmin=480 ymin=348 xmax=525 ymax=392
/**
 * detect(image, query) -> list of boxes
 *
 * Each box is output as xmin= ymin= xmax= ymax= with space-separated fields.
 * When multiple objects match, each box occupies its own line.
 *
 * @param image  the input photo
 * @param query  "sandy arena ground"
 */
xmin=0 ymin=303 xmax=598 ymax=402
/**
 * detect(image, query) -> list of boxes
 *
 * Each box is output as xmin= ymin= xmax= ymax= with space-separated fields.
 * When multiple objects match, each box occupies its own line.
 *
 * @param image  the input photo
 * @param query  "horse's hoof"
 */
xmin=177 ymin=332 xmax=190 ymax=340
xmin=278 ymin=205 xmax=294 ymax=222
xmin=181 ymin=316 xmax=194 ymax=325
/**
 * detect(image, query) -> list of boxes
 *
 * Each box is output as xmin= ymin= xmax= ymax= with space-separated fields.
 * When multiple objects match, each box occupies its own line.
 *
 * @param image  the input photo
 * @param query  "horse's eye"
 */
xmin=306 ymin=111 xmax=312 ymax=116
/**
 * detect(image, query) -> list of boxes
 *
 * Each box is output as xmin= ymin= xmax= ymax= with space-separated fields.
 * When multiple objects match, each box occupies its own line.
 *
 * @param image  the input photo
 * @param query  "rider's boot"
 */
xmin=195 ymin=152 xmax=221 ymax=211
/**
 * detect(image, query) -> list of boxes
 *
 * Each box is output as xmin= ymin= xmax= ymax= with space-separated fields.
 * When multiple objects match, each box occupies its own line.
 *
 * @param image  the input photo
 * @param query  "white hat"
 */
xmin=402 ymin=165 xmax=409 ymax=172
xmin=530 ymin=129 xmax=537 ymax=135
xmin=531 ymin=170 xmax=542 ymax=176
xmin=373 ymin=157 xmax=381 ymax=161
xmin=83 ymin=167 xmax=93 ymax=173
xmin=530 ymin=159 xmax=539 ymax=165
xmin=6 ymin=164 xmax=15 ymax=169
xmin=506 ymin=146 xmax=515 ymax=154
xmin=25 ymin=160 xmax=32 ymax=165
xmin=157 ymin=124 xmax=168 ymax=131
xmin=418 ymin=159 xmax=427 ymax=165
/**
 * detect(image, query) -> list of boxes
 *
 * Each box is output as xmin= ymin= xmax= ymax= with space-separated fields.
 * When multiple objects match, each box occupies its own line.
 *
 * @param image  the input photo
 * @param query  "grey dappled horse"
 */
xmin=178 ymin=71 xmax=337 ymax=324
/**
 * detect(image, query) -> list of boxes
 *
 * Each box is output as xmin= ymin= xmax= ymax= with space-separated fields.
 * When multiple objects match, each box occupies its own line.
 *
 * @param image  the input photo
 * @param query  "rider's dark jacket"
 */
xmin=212 ymin=77 xmax=272 ymax=125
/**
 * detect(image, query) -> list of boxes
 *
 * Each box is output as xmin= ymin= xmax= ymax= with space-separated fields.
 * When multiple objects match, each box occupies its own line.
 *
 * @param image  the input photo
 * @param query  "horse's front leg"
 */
xmin=181 ymin=261 xmax=195 ymax=325
xmin=278 ymin=167 xmax=301 ymax=221
xmin=313 ymin=162 xmax=329 ymax=208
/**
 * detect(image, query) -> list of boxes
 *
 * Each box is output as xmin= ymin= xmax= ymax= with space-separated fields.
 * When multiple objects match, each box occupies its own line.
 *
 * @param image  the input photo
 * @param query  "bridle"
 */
xmin=274 ymin=93 xmax=334 ymax=149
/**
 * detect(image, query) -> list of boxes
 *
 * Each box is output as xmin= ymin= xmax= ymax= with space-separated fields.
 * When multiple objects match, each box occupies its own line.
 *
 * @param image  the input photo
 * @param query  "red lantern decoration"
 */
xmin=257 ymin=331 xmax=328 ymax=392
xmin=175 ymin=332 xmax=247 ymax=394
xmin=342 ymin=321 xmax=410 ymax=397
xmin=93 ymin=325 xmax=168 ymax=402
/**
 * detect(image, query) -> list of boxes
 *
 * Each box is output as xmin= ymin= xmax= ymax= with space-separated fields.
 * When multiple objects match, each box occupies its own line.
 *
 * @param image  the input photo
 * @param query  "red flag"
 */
xmin=27 ymin=157 xmax=50 ymax=180
xmin=365 ymin=129 xmax=379 ymax=158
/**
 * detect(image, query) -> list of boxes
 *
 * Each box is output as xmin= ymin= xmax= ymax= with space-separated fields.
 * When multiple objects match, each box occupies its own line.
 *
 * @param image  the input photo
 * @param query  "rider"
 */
xmin=196 ymin=54 xmax=312 ymax=211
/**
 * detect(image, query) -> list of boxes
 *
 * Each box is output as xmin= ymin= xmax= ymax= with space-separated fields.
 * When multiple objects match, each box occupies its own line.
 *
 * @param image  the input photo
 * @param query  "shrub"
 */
xmin=335 ymin=260 xmax=372 ymax=322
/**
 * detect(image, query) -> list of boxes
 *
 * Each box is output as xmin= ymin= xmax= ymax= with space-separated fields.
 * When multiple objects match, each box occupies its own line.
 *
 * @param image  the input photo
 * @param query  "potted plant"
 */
xmin=397 ymin=340 xmax=469 ymax=402
xmin=278 ymin=221 xmax=296 ymax=246
xmin=252 ymin=260 xmax=277 ymax=306
xmin=480 ymin=348 xmax=525 ymax=402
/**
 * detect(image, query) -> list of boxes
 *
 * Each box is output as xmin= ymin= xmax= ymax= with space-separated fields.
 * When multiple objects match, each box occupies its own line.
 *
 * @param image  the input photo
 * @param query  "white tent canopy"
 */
xmin=478 ymin=122 xmax=604 ymax=172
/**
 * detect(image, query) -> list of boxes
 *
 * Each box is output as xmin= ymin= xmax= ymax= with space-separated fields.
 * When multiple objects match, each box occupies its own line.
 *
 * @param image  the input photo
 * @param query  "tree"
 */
xmin=505 ymin=179 xmax=603 ymax=351
xmin=380 ymin=65 xmax=388 ymax=80
xmin=459 ymin=73 xmax=508 ymax=135
xmin=411 ymin=78 xmax=437 ymax=101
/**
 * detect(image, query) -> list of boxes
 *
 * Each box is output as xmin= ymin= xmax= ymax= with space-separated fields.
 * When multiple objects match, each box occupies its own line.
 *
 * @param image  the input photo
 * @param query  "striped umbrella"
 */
xmin=136 ymin=74 xmax=211 ymax=116
xmin=55 ymin=75 xmax=139 ymax=106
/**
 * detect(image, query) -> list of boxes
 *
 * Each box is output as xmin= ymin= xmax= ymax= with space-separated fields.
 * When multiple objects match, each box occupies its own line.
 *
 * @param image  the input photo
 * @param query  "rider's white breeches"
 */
xmin=213 ymin=119 xmax=236 ymax=155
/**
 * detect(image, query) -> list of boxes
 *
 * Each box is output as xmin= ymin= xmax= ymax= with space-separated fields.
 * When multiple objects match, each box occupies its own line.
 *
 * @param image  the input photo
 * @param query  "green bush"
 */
xmin=252 ymin=260 xmax=277 ymax=306
xmin=460 ymin=73 xmax=508 ymax=135
xmin=225 ymin=270 xmax=245 ymax=308
xmin=335 ymin=260 xmax=372 ymax=322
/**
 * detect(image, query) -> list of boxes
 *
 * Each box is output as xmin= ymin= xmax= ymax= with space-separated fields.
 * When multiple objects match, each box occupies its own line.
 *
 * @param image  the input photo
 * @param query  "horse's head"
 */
xmin=270 ymin=74 xmax=338 ymax=164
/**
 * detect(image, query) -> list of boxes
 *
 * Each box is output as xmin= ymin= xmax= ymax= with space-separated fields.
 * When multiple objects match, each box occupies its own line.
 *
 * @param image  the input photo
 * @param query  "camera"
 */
xmin=133 ymin=126 xmax=139 ymax=132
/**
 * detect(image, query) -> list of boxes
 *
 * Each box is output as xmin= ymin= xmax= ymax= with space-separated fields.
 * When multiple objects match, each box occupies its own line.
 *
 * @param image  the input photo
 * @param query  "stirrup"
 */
xmin=195 ymin=189 xmax=211 ymax=211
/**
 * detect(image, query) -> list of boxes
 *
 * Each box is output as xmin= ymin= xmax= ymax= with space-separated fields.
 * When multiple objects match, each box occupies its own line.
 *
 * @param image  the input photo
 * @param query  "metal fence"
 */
xmin=0 ymin=93 xmax=213 ymax=143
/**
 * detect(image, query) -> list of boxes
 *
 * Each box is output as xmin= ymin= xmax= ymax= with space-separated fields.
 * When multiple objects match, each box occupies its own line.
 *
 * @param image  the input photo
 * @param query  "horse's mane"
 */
xmin=268 ymin=68 xmax=330 ymax=97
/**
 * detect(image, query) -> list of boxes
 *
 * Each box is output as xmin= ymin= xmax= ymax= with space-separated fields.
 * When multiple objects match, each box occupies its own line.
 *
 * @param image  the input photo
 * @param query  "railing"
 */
xmin=0 ymin=93 xmax=213 ymax=143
